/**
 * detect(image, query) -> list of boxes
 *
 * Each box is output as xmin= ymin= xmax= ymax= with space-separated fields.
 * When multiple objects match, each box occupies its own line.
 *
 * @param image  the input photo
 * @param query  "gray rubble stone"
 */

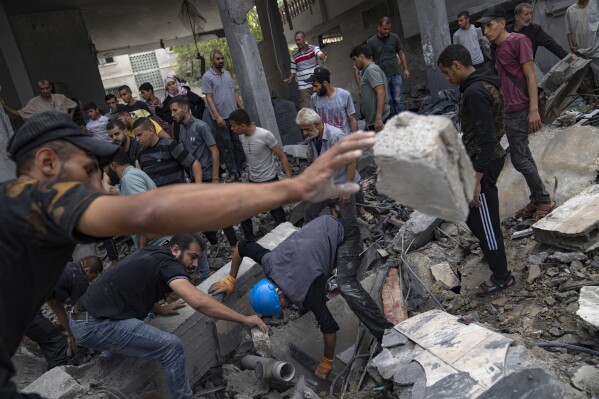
xmin=577 ymin=286 xmax=599 ymax=334
xmin=22 ymin=367 xmax=86 ymax=399
xmin=430 ymin=262 xmax=460 ymax=289
xmin=225 ymin=369 xmax=269 ymax=397
xmin=282 ymin=144 xmax=308 ymax=159
xmin=547 ymin=251 xmax=588 ymax=264
xmin=393 ymin=211 xmax=442 ymax=252
xmin=571 ymin=365 xmax=599 ymax=397
xmin=382 ymin=329 xmax=409 ymax=349
xmin=374 ymin=112 xmax=475 ymax=222
xmin=527 ymin=252 xmax=549 ymax=266
xmin=392 ymin=362 xmax=425 ymax=386
xmin=528 ymin=264 xmax=542 ymax=284
xmin=250 ymin=327 xmax=272 ymax=358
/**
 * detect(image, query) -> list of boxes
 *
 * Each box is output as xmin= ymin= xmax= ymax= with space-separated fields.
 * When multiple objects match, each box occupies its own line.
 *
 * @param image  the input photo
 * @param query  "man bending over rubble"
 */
xmin=0 ymin=111 xmax=374 ymax=398
xmin=209 ymin=216 xmax=393 ymax=379
xmin=438 ymin=44 xmax=515 ymax=297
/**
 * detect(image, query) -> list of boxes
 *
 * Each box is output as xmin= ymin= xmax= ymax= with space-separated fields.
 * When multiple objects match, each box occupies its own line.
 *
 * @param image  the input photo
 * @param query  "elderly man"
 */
xmin=209 ymin=216 xmax=393 ymax=380
xmin=296 ymin=108 xmax=360 ymax=223
xmin=1 ymin=79 xmax=77 ymax=120
xmin=0 ymin=110 xmax=374 ymax=398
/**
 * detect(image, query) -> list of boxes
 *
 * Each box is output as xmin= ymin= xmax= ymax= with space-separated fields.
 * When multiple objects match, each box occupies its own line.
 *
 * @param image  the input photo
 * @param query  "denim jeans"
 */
xmin=70 ymin=316 xmax=193 ymax=399
xmin=504 ymin=109 xmax=550 ymax=204
xmin=214 ymin=119 xmax=246 ymax=177
xmin=198 ymin=253 xmax=210 ymax=281
xmin=387 ymin=74 xmax=403 ymax=115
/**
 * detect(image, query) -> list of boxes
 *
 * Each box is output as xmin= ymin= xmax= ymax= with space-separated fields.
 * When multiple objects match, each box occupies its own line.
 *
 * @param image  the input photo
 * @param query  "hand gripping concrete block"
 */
xmin=374 ymin=112 xmax=475 ymax=222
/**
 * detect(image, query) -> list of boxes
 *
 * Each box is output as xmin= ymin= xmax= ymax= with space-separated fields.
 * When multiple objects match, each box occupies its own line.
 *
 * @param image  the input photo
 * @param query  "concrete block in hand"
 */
xmin=374 ymin=112 xmax=475 ymax=222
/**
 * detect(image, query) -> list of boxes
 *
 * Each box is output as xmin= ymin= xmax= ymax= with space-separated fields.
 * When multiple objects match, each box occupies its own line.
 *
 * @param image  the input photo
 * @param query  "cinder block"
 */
xmin=374 ymin=112 xmax=475 ymax=222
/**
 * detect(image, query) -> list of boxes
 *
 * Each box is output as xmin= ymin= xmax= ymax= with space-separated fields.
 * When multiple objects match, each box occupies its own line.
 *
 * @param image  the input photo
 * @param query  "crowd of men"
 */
xmin=1 ymin=1 xmax=597 ymax=398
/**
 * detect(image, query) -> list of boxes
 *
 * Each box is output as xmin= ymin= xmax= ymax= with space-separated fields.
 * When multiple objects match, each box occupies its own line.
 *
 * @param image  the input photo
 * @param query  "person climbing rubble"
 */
xmin=208 ymin=215 xmax=393 ymax=380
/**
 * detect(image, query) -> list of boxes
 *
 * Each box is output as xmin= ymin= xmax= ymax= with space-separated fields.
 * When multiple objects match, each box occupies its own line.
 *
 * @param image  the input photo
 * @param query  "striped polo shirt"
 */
xmin=138 ymin=138 xmax=196 ymax=187
xmin=290 ymin=45 xmax=322 ymax=90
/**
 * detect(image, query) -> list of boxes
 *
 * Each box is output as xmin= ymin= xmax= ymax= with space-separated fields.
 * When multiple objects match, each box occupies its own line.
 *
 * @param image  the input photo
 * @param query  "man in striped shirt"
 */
xmin=284 ymin=31 xmax=328 ymax=109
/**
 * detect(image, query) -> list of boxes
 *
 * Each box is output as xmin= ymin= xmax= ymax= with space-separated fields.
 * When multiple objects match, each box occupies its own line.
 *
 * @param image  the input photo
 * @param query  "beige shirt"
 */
xmin=18 ymin=94 xmax=77 ymax=120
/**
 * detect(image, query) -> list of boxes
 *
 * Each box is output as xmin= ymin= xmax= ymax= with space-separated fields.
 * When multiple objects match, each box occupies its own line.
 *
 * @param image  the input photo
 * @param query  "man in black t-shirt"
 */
xmin=71 ymin=234 xmax=264 ymax=399
xmin=106 ymin=119 xmax=141 ymax=167
xmin=1 ymin=110 xmax=373 ymax=398
xmin=116 ymin=84 xmax=151 ymax=118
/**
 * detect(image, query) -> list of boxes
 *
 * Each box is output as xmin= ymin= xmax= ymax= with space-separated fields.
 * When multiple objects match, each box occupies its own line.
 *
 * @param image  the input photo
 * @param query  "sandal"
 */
xmin=476 ymin=274 xmax=516 ymax=297
xmin=360 ymin=210 xmax=376 ymax=224
xmin=514 ymin=202 xmax=537 ymax=219
xmin=531 ymin=201 xmax=556 ymax=223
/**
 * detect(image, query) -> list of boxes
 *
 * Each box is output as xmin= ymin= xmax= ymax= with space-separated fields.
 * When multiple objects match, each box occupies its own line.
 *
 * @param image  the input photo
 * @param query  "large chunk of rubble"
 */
xmin=532 ymin=185 xmax=599 ymax=252
xmin=393 ymin=211 xmax=442 ymax=252
xmin=577 ymin=286 xmax=599 ymax=334
xmin=374 ymin=112 xmax=475 ymax=222
xmin=371 ymin=310 xmax=564 ymax=398
xmin=22 ymin=367 xmax=85 ymax=399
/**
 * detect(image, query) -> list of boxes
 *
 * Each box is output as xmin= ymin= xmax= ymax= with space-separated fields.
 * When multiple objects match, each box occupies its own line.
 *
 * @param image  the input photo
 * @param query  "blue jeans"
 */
xmin=70 ymin=316 xmax=193 ymax=399
xmin=387 ymin=74 xmax=403 ymax=115
xmin=198 ymin=253 xmax=210 ymax=281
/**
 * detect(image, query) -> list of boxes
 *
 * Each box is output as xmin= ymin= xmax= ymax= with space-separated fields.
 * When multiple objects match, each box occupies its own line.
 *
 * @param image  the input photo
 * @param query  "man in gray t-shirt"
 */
xmin=366 ymin=16 xmax=410 ymax=115
xmin=453 ymin=11 xmax=485 ymax=67
xmin=308 ymin=67 xmax=358 ymax=135
xmin=230 ymin=109 xmax=292 ymax=240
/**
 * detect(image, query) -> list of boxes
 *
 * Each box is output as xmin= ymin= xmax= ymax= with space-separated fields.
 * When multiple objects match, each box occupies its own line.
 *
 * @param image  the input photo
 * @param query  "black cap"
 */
xmin=8 ymin=111 xmax=119 ymax=165
xmin=306 ymin=67 xmax=331 ymax=83
xmin=476 ymin=6 xmax=507 ymax=25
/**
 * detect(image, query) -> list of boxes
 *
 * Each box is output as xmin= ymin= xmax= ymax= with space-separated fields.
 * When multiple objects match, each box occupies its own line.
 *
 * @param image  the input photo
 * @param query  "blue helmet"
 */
xmin=250 ymin=278 xmax=282 ymax=317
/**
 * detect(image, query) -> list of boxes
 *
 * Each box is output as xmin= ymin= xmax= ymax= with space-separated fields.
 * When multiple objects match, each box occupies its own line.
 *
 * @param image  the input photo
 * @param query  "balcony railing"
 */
xmin=279 ymin=0 xmax=316 ymax=23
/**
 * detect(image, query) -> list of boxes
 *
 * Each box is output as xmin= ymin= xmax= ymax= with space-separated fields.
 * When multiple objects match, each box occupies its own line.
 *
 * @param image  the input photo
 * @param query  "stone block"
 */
xmin=22 ymin=367 xmax=85 ymax=399
xmin=547 ymin=251 xmax=588 ymax=264
xmin=382 ymin=329 xmax=409 ymax=349
xmin=393 ymin=211 xmax=442 ymax=252
xmin=374 ymin=112 xmax=475 ymax=222
xmin=250 ymin=326 xmax=272 ymax=358
xmin=527 ymin=264 xmax=542 ymax=284
xmin=571 ymin=365 xmax=599 ymax=397
xmin=224 ymin=369 xmax=269 ymax=397
xmin=532 ymin=185 xmax=599 ymax=252
xmin=430 ymin=262 xmax=460 ymax=289
xmin=577 ymin=286 xmax=599 ymax=334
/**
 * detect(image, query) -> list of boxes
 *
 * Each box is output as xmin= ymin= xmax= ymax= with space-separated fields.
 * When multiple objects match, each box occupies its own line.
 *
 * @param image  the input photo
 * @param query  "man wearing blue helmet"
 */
xmin=209 ymin=215 xmax=393 ymax=379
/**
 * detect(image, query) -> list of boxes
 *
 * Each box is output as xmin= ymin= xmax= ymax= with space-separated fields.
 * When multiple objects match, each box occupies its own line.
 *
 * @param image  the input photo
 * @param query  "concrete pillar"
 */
xmin=414 ymin=0 xmax=453 ymax=100
xmin=0 ymin=106 xmax=16 ymax=182
xmin=0 ymin=1 xmax=34 ymax=106
xmin=215 ymin=0 xmax=282 ymax=144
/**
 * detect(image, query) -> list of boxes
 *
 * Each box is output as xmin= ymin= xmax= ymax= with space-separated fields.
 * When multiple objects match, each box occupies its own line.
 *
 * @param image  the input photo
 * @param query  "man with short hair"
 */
xmin=453 ymin=11 xmax=486 ymax=68
xmin=202 ymin=50 xmax=246 ymax=181
xmin=284 ymin=31 xmax=328 ymax=109
xmin=296 ymin=108 xmax=359 ymax=222
xmin=134 ymin=117 xmax=202 ymax=187
xmin=1 ymin=79 xmax=77 ymax=120
xmin=229 ymin=109 xmax=292 ymax=240
xmin=438 ymin=44 xmax=514 ymax=297
xmin=139 ymin=82 xmax=171 ymax=134
xmin=106 ymin=119 xmax=141 ymax=166
xmin=117 ymin=110 xmax=170 ymax=139
xmin=349 ymin=45 xmax=391 ymax=132
xmin=71 ymin=234 xmax=266 ymax=399
xmin=84 ymin=102 xmax=110 ymax=141
xmin=104 ymin=94 xmax=118 ymax=115
xmin=116 ymin=85 xmax=151 ymax=118
xmin=1 ymin=110 xmax=372 ymax=398
xmin=308 ymin=67 xmax=358 ymax=135
xmin=367 ymin=17 xmax=410 ymax=115
xmin=209 ymin=216 xmax=393 ymax=379
xmin=508 ymin=3 xmax=568 ymax=60
xmin=479 ymin=6 xmax=554 ymax=222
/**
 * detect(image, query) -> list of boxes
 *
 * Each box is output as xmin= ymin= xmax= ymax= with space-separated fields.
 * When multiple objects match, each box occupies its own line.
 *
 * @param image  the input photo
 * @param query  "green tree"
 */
xmin=173 ymin=7 xmax=263 ymax=87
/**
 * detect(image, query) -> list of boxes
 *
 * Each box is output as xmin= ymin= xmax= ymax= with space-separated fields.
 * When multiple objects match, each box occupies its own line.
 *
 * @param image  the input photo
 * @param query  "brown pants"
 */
xmin=299 ymin=87 xmax=313 ymax=109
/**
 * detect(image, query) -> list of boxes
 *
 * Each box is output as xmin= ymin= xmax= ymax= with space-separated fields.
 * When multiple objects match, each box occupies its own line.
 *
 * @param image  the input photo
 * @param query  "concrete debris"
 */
xmin=393 ymin=211 xmax=442 ymax=252
xmin=282 ymin=144 xmax=308 ymax=160
xmin=22 ymin=367 xmax=86 ymax=399
xmin=526 ymin=252 xmax=549 ymax=266
xmin=556 ymin=111 xmax=578 ymax=127
xmin=224 ymin=369 xmax=270 ymax=397
xmin=576 ymin=286 xmax=599 ymax=334
xmin=371 ymin=345 xmax=423 ymax=381
xmin=527 ymin=264 xmax=542 ymax=284
xmin=382 ymin=329 xmax=409 ymax=349
xmin=290 ymin=375 xmax=321 ymax=399
xmin=382 ymin=268 xmax=408 ymax=325
xmin=374 ymin=112 xmax=475 ymax=222
xmin=250 ymin=327 xmax=273 ymax=358
xmin=430 ymin=262 xmax=460 ymax=289
xmin=511 ymin=228 xmax=533 ymax=240
xmin=571 ymin=365 xmax=599 ymax=397
xmin=546 ymin=251 xmax=588 ymax=264
xmin=533 ymin=185 xmax=599 ymax=252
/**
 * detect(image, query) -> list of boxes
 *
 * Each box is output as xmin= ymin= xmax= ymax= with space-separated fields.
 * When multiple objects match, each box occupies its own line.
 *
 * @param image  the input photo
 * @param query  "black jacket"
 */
xmin=459 ymin=66 xmax=506 ymax=173
xmin=506 ymin=23 xmax=569 ymax=59
xmin=156 ymin=86 xmax=206 ymax=140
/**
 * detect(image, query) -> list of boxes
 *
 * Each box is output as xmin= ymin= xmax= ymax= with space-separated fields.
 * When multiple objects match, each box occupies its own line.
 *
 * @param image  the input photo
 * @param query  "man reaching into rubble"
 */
xmin=209 ymin=216 xmax=393 ymax=379
xmin=0 ymin=110 xmax=374 ymax=398
xmin=438 ymin=44 xmax=515 ymax=297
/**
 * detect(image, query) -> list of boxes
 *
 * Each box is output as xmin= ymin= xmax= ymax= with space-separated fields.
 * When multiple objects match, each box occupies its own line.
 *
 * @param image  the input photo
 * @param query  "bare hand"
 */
xmin=296 ymin=131 xmax=375 ymax=203
xmin=283 ymin=77 xmax=292 ymax=85
xmin=374 ymin=117 xmax=385 ymax=132
xmin=528 ymin=110 xmax=542 ymax=133
xmin=158 ymin=300 xmax=186 ymax=316
xmin=67 ymin=334 xmax=78 ymax=356
xmin=321 ymin=52 xmax=328 ymax=63
xmin=570 ymin=45 xmax=578 ymax=54
xmin=470 ymin=182 xmax=481 ymax=208
xmin=216 ymin=116 xmax=227 ymax=129
xmin=403 ymin=69 xmax=410 ymax=79
xmin=243 ymin=315 xmax=268 ymax=333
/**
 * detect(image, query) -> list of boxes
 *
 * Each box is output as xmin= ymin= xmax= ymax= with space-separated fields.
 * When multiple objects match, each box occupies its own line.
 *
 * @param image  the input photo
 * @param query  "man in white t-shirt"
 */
xmin=229 ymin=109 xmax=292 ymax=240
xmin=453 ymin=11 xmax=486 ymax=68
xmin=84 ymin=101 xmax=110 ymax=141
xmin=566 ymin=0 xmax=599 ymax=96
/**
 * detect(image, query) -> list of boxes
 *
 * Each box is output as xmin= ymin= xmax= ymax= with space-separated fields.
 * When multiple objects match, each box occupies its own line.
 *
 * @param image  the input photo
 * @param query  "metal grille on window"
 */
xmin=129 ymin=52 xmax=165 ymax=98
xmin=318 ymin=27 xmax=343 ymax=49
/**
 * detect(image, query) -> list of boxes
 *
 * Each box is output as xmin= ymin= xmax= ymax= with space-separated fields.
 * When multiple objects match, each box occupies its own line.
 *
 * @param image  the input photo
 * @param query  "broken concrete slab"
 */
xmin=374 ymin=112 xmax=475 ymax=222
xmin=251 ymin=327 xmax=273 ymax=358
xmin=402 ymin=252 xmax=437 ymax=310
xmin=532 ymin=185 xmax=599 ymax=252
xmin=497 ymin=126 xmax=599 ymax=220
xmin=430 ymin=262 xmax=460 ymax=289
xmin=527 ymin=264 xmax=542 ymax=284
xmin=382 ymin=329 xmax=409 ymax=349
xmin=224 ymin=369 xmax=270 ymax=397
xmin=393 ymin=211 xmax=442 ymax=252
xmin=546 ymin=251 xmax=588 ymax=264
xmin=571 ymin=365 xmax=599 ymax=397
xmin=22 ymin=367 xmax=86 ymax=399
xmin=577 ymin=286 xmax=599 ymax=334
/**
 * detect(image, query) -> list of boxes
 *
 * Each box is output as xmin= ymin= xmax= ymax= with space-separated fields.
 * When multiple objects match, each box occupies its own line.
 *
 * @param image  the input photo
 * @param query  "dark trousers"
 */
xmin=214 ymin=118 xmax=246 ymax=177
xmin=466 ymin=156 xmax=510 ymax=280
xmin=240 ymin=176 xmax=286 ymax=240
xmin=102 ymin=238 xmax=118 ymax=261
xmin=25 ymin=311 xmax=68 ymax=370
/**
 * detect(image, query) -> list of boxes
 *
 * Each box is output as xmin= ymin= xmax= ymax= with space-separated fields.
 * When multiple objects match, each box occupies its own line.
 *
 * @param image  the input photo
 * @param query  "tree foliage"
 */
xmin=173 ymin=7 xmax=263 ymax=86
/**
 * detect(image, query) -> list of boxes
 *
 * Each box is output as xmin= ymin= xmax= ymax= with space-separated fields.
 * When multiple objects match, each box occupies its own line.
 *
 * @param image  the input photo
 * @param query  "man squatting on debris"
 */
xmin=0 ymin=110 xmax=375 ymax=399
xmin=209 ymin=215 xmax=393 ymax=379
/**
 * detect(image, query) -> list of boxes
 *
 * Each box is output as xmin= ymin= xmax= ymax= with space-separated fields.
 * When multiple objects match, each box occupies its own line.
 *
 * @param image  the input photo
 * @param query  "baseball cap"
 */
xmin=8 ymin=111 xmax=119 ymax=165
xmin=306 ymin=67 xmax=331 ymax=83
xmin=476 ymin=6 xmax=507 ymax=25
